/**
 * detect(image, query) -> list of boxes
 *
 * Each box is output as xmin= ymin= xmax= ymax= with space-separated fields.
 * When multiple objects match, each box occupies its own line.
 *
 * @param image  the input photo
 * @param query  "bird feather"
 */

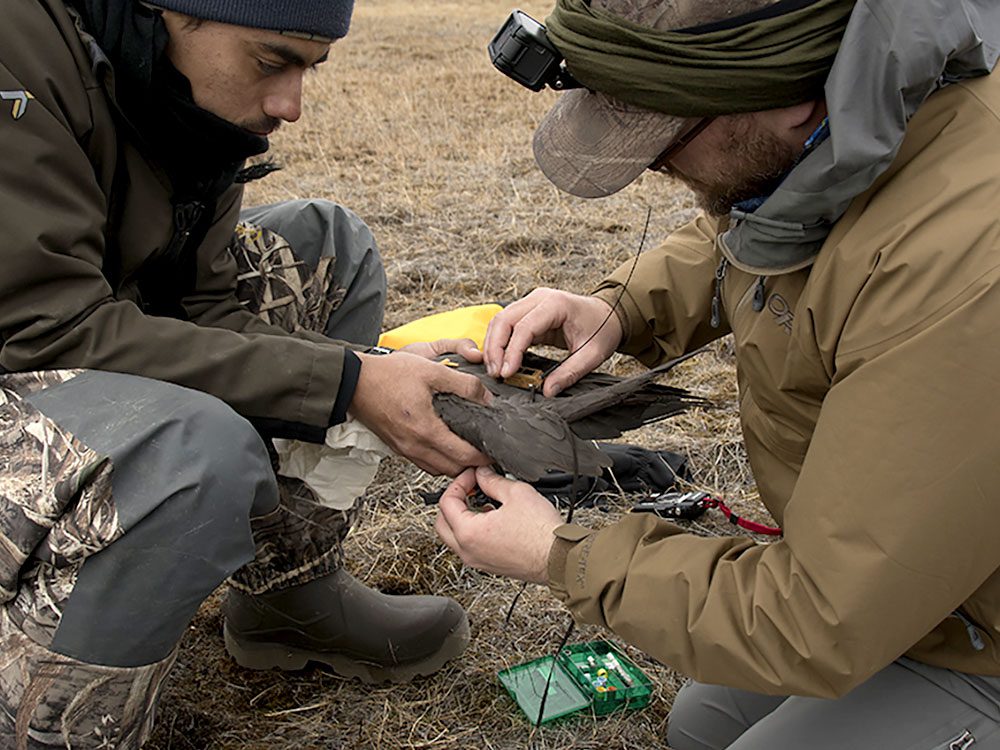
xmin=432 ymin=349 xmax=709 ymax=481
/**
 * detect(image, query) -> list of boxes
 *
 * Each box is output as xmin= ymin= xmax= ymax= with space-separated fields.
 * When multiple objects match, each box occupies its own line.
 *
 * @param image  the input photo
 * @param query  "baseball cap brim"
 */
xmin=532 ymin=88 xmax=692 ymax=198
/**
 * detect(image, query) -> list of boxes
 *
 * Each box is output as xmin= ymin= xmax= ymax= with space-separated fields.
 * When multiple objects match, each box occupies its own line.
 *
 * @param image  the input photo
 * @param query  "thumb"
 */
xmin=438 ymin=469 xmax=478 ymax=521
xmin=453 ymin=338 xmax=484 ymax=363
xmin=443 ymin=370 xmax=491 ymax=405
xmin=428 ymin=338 xmax=482 ymax=360
xmin=475 ymin=465 xmax=519 ymax=501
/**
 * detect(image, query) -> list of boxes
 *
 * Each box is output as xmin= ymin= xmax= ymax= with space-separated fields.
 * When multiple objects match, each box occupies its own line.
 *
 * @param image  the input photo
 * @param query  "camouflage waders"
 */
xmin=0 ymin=199 xmax=386 ymax=749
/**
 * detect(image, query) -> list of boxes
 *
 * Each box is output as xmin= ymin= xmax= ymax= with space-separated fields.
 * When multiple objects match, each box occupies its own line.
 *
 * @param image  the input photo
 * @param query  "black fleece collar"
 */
xmin=68 ymin=0 xmax=269 ymax=200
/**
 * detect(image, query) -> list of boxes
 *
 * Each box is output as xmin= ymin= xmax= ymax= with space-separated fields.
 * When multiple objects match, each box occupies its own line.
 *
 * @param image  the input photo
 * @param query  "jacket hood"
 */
xmin=720 ymin=0 xmax=1000 ymax=274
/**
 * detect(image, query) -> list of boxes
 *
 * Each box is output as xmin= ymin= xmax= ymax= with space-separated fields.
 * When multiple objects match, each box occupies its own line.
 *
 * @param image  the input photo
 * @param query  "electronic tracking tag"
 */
xmin=488 ymin=10 xmax=582 ymax=92
xmin=632 ymin=491 xmax=710 ymax=521
xmin=501 ymin=366 xmax=544 ymax=391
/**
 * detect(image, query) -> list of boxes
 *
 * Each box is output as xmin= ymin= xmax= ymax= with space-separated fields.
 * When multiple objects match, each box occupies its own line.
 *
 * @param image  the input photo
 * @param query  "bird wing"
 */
xmin=432 ymin=393 xmax=612 ymax=482
xmin=565 ymin=389 xmax=709 ymax=440
xmin=552 ymin=349 xmax=709 ymax=439
xmin=432 ymin=348 xmax=709 ymax=445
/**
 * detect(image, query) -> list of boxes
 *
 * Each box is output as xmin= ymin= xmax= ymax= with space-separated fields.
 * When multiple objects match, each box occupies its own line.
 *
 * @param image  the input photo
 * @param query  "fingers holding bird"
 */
xmin=399 ymin=337 xmax=484 ymax=364
xmin=350 ymin=350 xmax=492 ymax=476
xmin=482 ymin=288 xmax=622 ymax=396
xmin=436 ymin=467 xmax=564 ymax=584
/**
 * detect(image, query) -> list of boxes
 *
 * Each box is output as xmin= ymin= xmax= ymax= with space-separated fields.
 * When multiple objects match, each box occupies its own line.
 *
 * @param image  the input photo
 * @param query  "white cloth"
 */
xmin=273 ymin=418 xmax=392 ymax=510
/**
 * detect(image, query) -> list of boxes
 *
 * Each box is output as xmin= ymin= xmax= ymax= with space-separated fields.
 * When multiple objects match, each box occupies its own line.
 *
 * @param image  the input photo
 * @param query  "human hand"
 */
xmin=435 ymin=466 xmax=564 ymax=583
xmin=482 ymin=288 xmax=622 ymax=397
xmin=349 ymin=350 xmax=491 ymax=476
xmin=398 ymin=337 xmax=484 ymax=363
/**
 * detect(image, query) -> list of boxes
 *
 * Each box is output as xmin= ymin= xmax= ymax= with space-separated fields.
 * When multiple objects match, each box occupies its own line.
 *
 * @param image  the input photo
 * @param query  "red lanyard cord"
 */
xmin=700 ymin=497 xmax=782 ymax=536
xmin=632 ymin=491 xmax=782 ymax=537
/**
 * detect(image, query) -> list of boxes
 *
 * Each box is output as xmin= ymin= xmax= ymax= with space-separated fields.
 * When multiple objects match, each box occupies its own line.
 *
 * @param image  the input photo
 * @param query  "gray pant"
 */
xmin=668 ymin=658 xmax=1000 ymax=750
xmin=0 ymin=199 xmax=386 ymax=748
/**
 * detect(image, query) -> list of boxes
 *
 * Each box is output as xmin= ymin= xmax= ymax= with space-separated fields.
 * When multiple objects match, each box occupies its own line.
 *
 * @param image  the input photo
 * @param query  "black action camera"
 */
xmin=488 ymin=10 xmax=582 ymax=92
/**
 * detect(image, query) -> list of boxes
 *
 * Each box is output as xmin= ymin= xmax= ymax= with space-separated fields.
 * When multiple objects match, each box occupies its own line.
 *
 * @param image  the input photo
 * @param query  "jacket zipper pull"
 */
xmin=175 ymin=201 xmax=204 ymax=239
xmin=711 ymin=257 xmax=729 ymax=329
xmin=954 ymin=610 xmax=986 ymax=651
xmin=165 ymin=201 xmax=205 ymax=261
xmin=752 ymin=276 xmax=767 ymax=312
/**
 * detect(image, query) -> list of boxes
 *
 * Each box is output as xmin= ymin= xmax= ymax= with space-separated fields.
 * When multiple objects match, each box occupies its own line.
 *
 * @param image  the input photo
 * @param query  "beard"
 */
xmin=665 ymin=114 xmax=801 ymax=216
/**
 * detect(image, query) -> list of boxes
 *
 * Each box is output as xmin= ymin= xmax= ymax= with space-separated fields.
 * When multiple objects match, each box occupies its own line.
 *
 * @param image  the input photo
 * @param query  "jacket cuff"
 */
xmin=547 ymin=523 xmax=594 ymax=601
xmin=329 ymin=350 xmax=361 ymax=425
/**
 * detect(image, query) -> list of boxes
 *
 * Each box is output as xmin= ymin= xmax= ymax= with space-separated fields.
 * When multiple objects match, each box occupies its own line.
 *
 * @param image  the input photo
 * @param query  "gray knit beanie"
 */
xmin=150 ymin=0 xmax=354 ymax=41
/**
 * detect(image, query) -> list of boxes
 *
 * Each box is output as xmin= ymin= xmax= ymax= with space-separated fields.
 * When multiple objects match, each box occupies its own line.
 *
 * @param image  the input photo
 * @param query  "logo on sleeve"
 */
xmin=1 ymin=90 xmax=35 ymax=120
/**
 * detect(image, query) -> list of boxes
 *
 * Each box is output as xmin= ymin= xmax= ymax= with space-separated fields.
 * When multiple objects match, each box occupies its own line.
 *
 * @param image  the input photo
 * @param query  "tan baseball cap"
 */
xmin=533 ymin=0 xmax=770 ymax=198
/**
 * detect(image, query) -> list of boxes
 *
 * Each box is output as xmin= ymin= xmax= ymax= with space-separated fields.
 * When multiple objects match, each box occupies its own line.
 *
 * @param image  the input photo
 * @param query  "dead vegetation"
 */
xmin=144 ymin=1 xmax=768 ymax=747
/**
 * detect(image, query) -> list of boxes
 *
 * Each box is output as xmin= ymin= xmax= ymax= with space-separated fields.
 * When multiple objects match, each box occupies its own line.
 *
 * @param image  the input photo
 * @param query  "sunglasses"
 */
xmin=648 ymin=117 xmax=715 ymax=172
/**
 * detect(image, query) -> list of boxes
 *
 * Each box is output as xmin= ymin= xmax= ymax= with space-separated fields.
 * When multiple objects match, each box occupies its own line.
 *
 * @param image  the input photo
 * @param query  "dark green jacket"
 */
xmin=0 ymin=0 xmax=353 ymax=441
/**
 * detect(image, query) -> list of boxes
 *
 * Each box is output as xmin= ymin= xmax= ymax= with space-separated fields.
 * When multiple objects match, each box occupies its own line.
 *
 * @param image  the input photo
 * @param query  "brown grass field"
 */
xmin=144 ymin=1 xmax=770 ymax=747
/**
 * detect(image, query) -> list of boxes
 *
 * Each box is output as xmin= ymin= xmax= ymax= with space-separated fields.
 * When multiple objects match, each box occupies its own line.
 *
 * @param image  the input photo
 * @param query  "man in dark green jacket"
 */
xmin=0 ymin=0 xmax=488 ymax=746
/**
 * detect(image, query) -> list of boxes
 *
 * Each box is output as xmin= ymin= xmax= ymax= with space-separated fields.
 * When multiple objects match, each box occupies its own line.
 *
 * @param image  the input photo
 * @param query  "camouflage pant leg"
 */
xmin=0 ymin=371 xmax=167 ymax=749
xmin=227 ymin=199 xmax=386 ymax=595
xmin=0 ymin=370 xmax=272 ymax=748
xmin=233 ymin=198 xmax=385 ymax=343
xmin=0 ymin=608 xmax=174 ymax=750
xmin=227 ymin=479 xmax=364 ymax=596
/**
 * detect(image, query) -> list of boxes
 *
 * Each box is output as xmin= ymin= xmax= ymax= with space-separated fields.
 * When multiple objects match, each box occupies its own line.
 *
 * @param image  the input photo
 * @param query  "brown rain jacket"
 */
xmin=553 ymin=71 xmax=1000 ymax=698
xmin=0 ymin=0 xmax=354 ymax=441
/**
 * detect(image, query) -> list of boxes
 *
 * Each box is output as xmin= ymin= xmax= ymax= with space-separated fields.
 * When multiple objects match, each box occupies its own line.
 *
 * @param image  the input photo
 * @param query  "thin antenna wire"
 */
xmin=516 ymin=208 xmax=653 ymax=729
xmin=533 ymin=619 xmax=576 ymax=727
xmin=524 ymin=432 xmax=582 ymax=728
xmin=542 ymin=206 xmax=653 ymax=381
xmin=504 ymin=583 xmax=528 ymax=625
xmin=505 ymin=438 xmax=581 ymax=624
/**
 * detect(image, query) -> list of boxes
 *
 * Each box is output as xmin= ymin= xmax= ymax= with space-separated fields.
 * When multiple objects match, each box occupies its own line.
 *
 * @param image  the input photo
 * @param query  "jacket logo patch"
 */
xmin=1 ymin=89 xmax=34 ymax=120
xmin=766 ymin=293 xmax=794 ymax=334
xmin=949 ymin=730 xmax=975 ymax=750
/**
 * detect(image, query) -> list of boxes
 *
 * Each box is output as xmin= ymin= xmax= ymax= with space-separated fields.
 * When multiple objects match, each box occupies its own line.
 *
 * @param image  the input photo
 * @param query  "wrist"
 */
xmin=533 ymin=521 xmax=561 ymax=584
xmin=347 ymin=350 xmax=381 ymax=421
xmin=590 ymin=290 xmax=628 ymax=351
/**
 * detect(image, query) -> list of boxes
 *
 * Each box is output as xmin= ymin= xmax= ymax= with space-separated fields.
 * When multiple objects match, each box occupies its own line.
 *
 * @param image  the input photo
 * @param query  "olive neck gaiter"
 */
xmin=545 ymin=0 xmax=857 ymax=116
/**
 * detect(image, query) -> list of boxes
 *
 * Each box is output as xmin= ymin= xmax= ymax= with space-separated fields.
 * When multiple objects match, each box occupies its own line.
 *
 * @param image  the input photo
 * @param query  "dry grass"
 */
xmin=144 ymin=2 xmax=767 ymax=747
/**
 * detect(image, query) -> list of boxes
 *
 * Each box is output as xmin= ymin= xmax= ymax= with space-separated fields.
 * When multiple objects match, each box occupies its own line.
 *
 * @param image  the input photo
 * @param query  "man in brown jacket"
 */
xmin=436 ymin=0 xmax=1000 ymax=747
xmin=0 ymin=0 xmax=492 ymax=746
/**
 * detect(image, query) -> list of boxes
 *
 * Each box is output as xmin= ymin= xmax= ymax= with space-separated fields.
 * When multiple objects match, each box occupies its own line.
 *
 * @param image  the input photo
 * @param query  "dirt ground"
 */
xmin=144 ymin=1 xmax=770 ymax=747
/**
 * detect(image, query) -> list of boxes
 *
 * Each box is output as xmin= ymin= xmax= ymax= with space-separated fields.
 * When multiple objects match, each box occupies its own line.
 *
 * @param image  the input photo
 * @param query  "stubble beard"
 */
xmin=238 ymin=116 xmax=282 ymax=137
xmin=668 ymin=114 xmax=801 ymax=217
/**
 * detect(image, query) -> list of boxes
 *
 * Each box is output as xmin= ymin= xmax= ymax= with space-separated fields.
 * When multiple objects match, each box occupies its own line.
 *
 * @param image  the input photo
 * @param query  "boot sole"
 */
xmin=223 ymin=615 xmax=470 ymax=684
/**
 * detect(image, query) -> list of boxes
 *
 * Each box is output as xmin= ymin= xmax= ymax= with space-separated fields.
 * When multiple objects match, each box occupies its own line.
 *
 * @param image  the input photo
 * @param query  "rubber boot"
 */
xmin=222 ymin=569 xmax=470 ymax=683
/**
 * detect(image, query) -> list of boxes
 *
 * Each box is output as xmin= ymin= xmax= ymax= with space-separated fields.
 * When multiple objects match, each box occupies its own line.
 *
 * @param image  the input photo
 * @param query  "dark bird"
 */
xmin=433 ymin=349 xmax=709 ymax=482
